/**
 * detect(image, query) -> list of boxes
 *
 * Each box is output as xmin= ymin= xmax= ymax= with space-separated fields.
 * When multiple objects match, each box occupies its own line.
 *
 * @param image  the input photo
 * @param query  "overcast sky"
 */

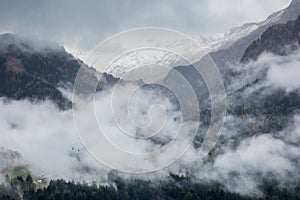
xmin=0 ymin=0 xmax=292 ymax=52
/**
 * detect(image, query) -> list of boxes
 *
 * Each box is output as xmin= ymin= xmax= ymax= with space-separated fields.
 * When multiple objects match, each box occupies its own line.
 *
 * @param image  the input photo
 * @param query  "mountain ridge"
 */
xmin=210 ymin=0 xmax=300 ymax=69
xmin=241 ymin=15 xmax=300 ymax=62
xmin=0 ymin=33 xmax=119 ymax=108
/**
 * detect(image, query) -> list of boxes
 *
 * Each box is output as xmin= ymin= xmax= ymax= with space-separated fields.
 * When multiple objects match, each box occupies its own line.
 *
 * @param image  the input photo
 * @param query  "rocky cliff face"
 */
xmin=241 ymin=15 xmax=300 ymax=62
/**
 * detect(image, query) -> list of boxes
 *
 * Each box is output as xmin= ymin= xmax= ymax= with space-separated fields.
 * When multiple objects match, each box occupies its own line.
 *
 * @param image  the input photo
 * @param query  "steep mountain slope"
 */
xmin=164 ymin=0 xmax=300 ymax=114
xmin=162 ymin=1 xmax=300 ymax=167
xmin=102 ymin=21 xmax=274 ymax=79
xmin=83 ymin=2 xmax=299 ymax=79
xmin=0 ymin=34 xmax=118 ymax=108
xmin=0 ymin=34 xmax=81 ymax=108
xmin=210 ymin=0 xmax=300 ymax=69
xmin=109 ymin=0 xmax=299 ymax=85
xmin=241 ymin=15 xmax=300 ymax=62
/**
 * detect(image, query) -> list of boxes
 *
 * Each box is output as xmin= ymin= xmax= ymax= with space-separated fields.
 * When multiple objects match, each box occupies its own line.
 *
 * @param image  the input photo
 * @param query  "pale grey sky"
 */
xmin=0 ymin=0 xmax=292 ymax=52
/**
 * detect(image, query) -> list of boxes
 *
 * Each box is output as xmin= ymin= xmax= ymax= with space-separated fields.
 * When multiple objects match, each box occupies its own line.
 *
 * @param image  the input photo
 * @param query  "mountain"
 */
xmin=99 ymin=23 xmax=267 ymax=79
xmin=163 ymin=0 xmax=300 ymax=113
xmin=0 ymin=34 xmax=118 ymax=108
xmin=105 ymin=0 xmax=300 ymax=81
xmin=241 ymin=15 xmax=300 ymax=62
xmin=210 ymin=0 xmax=300 ymax=69
xmin=203 ymin=9 xmax=284 ymax=54
xmin=0 ymin=34 xmax=81 ymax=108
xmin=161 ymin=0 xmax=300 ymax=157
xmin=85 ymin=2 xmax=300 ymax=80
xmin=0 ymin=6 xmax=300 ymax=200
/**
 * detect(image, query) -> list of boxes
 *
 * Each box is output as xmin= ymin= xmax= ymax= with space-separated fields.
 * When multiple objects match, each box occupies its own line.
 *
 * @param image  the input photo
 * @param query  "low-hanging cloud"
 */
xmin=1 ymin=47 xmax=300 ymax=196
xmin=267 ymin=51 xmax=300 ymax=92
xmin=0 ymin=82 xmax=194 ymax=180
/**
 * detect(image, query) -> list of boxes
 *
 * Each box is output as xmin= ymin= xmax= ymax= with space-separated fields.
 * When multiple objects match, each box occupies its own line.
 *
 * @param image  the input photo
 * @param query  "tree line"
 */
xmin=0 ymin=174 xmax=299 ymax=200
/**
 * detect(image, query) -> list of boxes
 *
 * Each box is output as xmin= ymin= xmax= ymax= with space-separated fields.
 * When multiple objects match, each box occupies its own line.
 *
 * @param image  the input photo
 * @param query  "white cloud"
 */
xmin=215 ymin=134 xmax=298 ymax=176
xmin=0 ymin=82 xmax=186 ymax=179
xmin=268 ymin=60 xmax=300 ymax=92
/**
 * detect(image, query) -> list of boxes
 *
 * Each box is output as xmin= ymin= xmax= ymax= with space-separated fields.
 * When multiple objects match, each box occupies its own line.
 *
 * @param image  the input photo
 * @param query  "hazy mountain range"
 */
xmin=1 ymin=0 xmax=300 ymax=199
